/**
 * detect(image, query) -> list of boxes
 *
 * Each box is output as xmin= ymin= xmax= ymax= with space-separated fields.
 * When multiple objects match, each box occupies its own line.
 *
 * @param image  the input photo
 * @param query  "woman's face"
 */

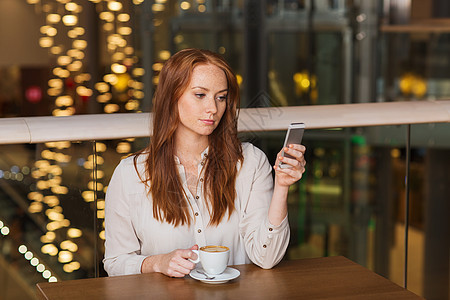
xmin=176 ymin=63 xmax=228 ymax=140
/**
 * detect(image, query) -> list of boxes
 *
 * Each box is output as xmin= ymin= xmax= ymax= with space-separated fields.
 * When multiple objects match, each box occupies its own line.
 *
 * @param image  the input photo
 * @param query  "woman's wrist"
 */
xmin=141 ymin=255 xmax=160 ymax=273
xmin=268 ymin=182 xmax=289 ymax=226
xmin=274 ymin=178 xmax=289 ymax=194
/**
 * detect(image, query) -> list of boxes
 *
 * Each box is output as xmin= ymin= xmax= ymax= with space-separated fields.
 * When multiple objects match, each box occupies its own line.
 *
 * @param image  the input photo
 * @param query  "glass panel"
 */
xmin=409 ymin=123 xmax=450 ymax=299
xmin=267 ymin=31 xmax=345 ymax=106
xmin=246 ymin=125 xmax=418 ymax=292
xmin=172 ymin=31 xmax=243 ymax=78
xmin=380 ymin=32 xmax=450 ymax=101
xmin=0 ymin=138 xmax=149 ymax=297
xmin=156 ymin=6 xmax=244 ymax=101
xmin=2 ymin=123 xmax=448 ymax=300
xmin=0 ymin=141 xmax=94 ymax=298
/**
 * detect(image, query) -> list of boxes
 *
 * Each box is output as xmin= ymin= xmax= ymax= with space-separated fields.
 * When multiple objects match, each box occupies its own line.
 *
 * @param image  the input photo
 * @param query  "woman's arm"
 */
xmin=239 ymin=144 xmax=290 ymax=269
xmin=269 ymin=144 xmax=306 ymax=226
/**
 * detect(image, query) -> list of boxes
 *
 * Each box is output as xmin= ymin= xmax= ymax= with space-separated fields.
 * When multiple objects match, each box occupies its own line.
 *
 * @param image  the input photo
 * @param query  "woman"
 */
xmin=103 ymin=48 xmax=306 ymax=277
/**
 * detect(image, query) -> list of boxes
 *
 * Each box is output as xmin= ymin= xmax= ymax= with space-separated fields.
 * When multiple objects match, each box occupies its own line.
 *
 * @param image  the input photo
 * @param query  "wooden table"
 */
xmin=36 ymin=256 xmax=423 ymax=299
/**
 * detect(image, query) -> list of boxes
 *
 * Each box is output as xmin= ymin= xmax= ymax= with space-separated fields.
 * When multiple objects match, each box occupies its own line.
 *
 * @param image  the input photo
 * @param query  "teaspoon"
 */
xmin=197 ymin=270 xmax=215 ymax=280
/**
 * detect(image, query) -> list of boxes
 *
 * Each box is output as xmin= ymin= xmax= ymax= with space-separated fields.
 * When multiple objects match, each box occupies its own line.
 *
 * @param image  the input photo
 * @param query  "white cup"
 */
xmin=189 ymin=245 xmax=229 ymax=275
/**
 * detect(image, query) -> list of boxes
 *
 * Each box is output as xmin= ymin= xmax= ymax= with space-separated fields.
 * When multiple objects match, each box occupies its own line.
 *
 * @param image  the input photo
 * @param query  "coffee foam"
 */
xmin=200 ymin=245 xmax=229 ymax=253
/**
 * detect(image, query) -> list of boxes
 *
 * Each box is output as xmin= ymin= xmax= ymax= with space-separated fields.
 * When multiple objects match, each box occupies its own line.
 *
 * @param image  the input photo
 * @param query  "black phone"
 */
xmin=279 ymin=122 xmax=305 ymax=169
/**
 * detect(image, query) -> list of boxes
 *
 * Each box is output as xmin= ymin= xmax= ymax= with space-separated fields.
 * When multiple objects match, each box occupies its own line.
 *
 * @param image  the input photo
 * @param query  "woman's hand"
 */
xmin=273 ymin=144 xmax=306 ymax=187
xmin=141 ymin=245 xmax=198 ymax=277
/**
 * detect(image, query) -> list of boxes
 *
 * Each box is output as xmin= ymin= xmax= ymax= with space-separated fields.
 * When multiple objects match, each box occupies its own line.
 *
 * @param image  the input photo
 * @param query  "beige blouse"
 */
xmin=103 ymin=143 xmax=290 ymax=276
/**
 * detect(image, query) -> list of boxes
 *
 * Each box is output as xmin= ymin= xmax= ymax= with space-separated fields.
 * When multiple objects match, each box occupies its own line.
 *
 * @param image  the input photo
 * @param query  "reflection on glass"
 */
xmin=0 ymin=142 xmax=95 ymax=291
xmin=0 ymin=138 xmax=148 ymax=293
xmin=248 ymin=126 xmax=441 ymax=294
xmin=268 ymin=32 xmax=344 ymax=106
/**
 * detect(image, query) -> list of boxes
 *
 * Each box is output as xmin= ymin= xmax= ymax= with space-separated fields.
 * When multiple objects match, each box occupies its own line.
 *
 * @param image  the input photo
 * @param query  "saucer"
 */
xmin=189 ymin=267 xmax=240 ymax=284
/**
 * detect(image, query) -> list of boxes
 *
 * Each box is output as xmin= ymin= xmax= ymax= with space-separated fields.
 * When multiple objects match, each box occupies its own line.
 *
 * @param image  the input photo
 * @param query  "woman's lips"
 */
xmin=201 ymin=119 xmax=214 ymax=125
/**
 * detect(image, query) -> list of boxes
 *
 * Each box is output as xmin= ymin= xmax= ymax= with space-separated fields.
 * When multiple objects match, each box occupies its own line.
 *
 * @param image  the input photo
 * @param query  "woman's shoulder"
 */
xmin=240 ymin=142 xmax=270 ymax=170
xmin=241 ymin=142 xmax=268 ymax=160
xmin=115 ymin=151 xmax=148 ymax=175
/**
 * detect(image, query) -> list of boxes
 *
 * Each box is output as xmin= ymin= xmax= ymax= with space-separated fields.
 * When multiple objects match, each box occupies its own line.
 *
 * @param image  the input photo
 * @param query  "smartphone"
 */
xmin=279 ymin=122 xmax=305 ymax=169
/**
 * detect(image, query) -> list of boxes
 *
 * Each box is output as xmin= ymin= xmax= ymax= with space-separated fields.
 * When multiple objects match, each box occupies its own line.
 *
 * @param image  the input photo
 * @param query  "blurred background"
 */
xmin=0 ymin=0 xmax=449 ymax=299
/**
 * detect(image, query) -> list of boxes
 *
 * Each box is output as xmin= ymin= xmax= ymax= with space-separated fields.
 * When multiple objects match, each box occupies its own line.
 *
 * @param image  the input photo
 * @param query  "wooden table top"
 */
xmin=36 ymin=256 xmax=423 ymax=300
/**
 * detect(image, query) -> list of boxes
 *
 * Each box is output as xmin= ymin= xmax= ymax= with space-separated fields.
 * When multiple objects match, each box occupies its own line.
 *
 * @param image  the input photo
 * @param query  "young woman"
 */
xmin=103 ymin=48 xmax=306 ymax=277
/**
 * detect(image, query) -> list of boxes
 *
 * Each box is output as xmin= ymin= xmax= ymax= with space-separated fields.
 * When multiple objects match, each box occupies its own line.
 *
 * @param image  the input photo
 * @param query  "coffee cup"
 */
xmin=189 ymin=245 xmax=229 ymax=275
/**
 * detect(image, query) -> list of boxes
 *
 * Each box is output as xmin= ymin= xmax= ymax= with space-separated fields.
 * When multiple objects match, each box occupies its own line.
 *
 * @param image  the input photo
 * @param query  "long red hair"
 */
xmin=135 ymin=48 xmax=243 ymax=227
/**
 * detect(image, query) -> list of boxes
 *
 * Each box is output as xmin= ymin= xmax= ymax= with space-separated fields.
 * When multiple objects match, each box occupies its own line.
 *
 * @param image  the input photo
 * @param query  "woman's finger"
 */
xmin=283 ymin=147 xmax=304 ymax=161
xmin=287 ymin=144 xmax=306 ymax=152
xmin=167 ymin=270 xmax=186 ymax=278
xmin=275 ymin=167 xmax=303 ymax=182
xmin=278 ymin=155 xmax=301 ymax=169
xmin=177 ymin=256 xmax=196 ymax=270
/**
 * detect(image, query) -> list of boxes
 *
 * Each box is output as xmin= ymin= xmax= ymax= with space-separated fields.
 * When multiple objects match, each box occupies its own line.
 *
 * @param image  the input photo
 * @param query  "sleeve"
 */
xmin=103 ymin=160 xmax=147 ymax=276
xmin=239 ymin=145 xmax=290 ymax=269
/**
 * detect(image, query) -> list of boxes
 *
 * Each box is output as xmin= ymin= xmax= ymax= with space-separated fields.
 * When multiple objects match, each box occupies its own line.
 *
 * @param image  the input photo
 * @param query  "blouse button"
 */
xmin=198 ymin=229 xmax=202 ymax=233
xmin=201 ymin=162 xmax=205 ymax=166
xmin=195 ymin=196 xmax=199 ymax=200
xmin=269 ymin=228 xmax=273 ymax=232
xmin=263 ymin=244 xmax=267 ymax=248
xmin=200 ymin=178 xmax=204 ymax=182
xmin=195 ymin=212 xmax=199 ymax=216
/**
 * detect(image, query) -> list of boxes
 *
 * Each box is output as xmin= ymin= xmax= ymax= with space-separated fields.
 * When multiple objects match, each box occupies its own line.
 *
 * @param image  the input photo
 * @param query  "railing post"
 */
xmin=92 ymin=141 xmax=99 ymax=278
xmin=404 ymin=124 xmax=411 ymax=289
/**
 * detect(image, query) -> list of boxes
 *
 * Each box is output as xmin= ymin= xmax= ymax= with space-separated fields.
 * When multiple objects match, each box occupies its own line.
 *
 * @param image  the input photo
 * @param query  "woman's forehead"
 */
xmin=188 ymin=64 xmax=227 ymax=87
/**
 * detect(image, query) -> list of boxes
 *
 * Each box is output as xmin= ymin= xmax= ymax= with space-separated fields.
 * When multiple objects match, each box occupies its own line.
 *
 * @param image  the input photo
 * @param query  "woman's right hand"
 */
xmin=141 ymin=245 xmax=198 ymax=277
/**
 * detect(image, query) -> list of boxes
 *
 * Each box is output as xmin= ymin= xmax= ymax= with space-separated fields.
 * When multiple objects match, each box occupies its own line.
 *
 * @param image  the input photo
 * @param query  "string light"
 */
xmin=180 ymin=1 xmax=191 ymax=10
xmin=108 ymin=1 xmax=123 ymax=11
xmin=2 ymin=220 xmax=58 ymax=282
xmin=62 ymin=15 xmax=78 ymax=26
xmin=47 ymin=14 xmax=61 ymax=24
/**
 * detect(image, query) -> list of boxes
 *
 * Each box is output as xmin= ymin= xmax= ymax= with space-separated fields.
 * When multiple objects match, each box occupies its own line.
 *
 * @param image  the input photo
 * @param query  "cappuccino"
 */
xmin=189 ymin=245 xmax=230 ymax=275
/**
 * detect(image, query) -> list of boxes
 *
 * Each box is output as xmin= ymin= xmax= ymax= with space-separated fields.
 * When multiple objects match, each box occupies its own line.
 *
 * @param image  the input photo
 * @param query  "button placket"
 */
xmin=192 ymin=149 xmax=208 ymax=246
xmin=191 ymin=197 xmax=206 ymax=246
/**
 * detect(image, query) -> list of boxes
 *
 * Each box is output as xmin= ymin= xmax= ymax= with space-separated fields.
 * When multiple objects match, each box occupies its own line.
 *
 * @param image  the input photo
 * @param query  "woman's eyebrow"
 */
xmin=191 ymin=86 xmax=208 ymax=91
xmin=191 ymin=86 xmax=228 ymax=93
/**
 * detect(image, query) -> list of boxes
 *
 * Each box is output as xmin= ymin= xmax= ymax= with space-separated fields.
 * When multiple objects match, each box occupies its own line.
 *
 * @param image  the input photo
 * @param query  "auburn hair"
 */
xmin=135 ymin=48 xmax=243 ymax=227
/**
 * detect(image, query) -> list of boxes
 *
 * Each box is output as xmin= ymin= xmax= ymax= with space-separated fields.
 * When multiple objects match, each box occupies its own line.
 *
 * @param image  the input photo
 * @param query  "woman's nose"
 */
xmin=205 ymin=97 xmax=217 ymax=114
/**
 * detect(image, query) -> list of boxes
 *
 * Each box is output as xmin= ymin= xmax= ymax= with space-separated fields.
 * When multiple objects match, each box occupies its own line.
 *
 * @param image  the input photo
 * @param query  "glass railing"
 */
xmin=0 ymin=101 xmax=449 ymax=299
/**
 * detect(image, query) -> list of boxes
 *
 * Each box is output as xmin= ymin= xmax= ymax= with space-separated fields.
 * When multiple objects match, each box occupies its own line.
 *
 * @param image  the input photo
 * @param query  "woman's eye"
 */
xmin=195 ymin=93 xmax=205 ymax=99
xmin=217 ymin=95 xmax=227 ymax=102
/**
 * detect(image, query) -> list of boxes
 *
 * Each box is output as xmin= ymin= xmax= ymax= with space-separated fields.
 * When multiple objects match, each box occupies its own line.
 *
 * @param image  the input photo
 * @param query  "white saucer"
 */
xmin=189 ymin=267 xmax=240 ymax=284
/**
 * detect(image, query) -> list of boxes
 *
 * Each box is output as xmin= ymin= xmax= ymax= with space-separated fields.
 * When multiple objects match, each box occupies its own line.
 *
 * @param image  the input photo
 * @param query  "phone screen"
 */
xmin=279 ymin=123 xmax=305 ymax=168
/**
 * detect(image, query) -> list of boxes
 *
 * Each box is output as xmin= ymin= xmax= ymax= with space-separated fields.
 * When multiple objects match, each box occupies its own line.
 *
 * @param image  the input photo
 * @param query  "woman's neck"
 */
xmin=174 ymin=131 xmax=208 ymax=164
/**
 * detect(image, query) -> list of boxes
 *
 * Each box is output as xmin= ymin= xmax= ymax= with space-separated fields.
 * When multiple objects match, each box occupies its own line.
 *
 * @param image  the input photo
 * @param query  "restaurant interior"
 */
xmin=0 ymin=0 xmax=449 ymax=299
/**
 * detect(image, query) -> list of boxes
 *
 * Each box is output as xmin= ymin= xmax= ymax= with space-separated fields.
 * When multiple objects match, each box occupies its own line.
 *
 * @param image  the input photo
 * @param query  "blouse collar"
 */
xmin=174 ymin=147 xmax=209 ymax=165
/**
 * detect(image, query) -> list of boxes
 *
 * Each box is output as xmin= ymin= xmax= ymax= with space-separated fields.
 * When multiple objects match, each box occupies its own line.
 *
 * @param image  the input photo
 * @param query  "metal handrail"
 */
xmin=0 ymin=100 xmax=449 ymax=144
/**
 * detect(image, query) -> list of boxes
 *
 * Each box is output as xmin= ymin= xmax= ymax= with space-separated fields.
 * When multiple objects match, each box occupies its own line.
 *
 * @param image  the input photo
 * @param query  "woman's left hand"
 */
xmin=273 ymin=144 xmax=306 ymax=187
